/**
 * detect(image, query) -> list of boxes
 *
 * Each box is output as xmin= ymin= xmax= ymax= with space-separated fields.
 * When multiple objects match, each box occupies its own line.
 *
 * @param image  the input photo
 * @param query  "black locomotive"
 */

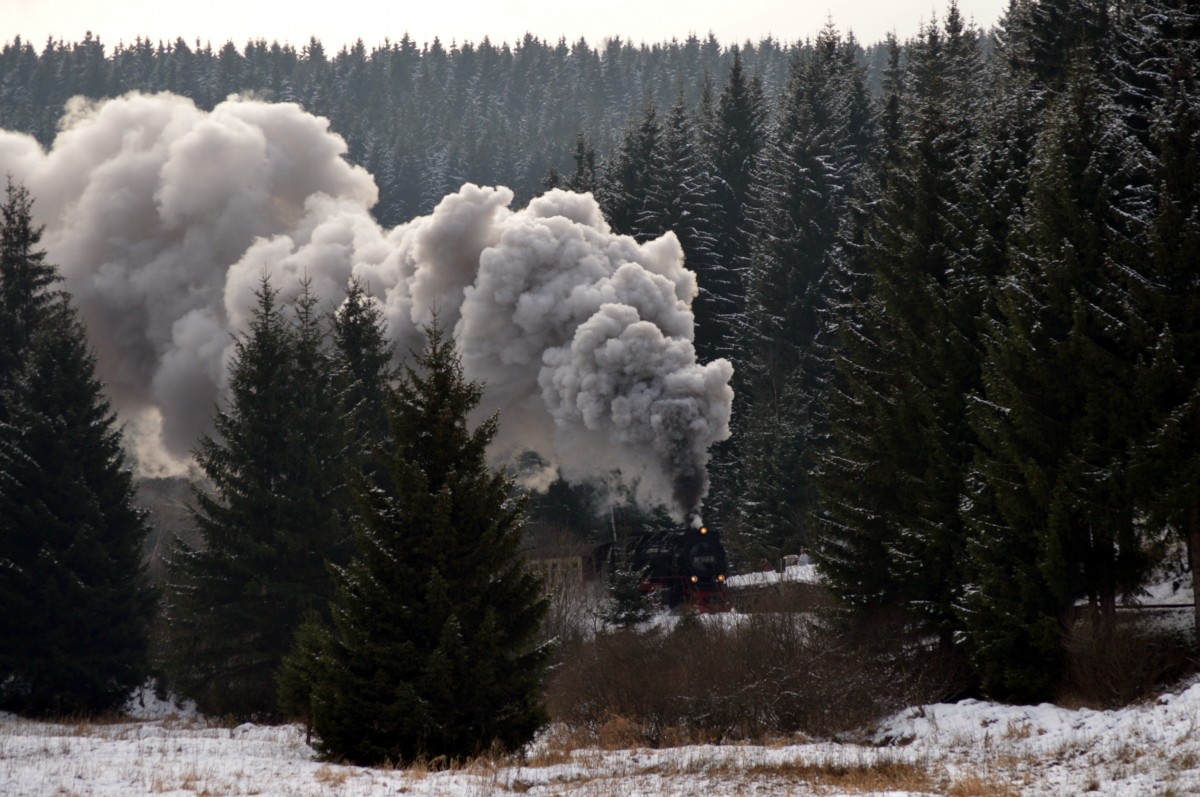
xmin=622 ymin=524 xmax=732 ymax=612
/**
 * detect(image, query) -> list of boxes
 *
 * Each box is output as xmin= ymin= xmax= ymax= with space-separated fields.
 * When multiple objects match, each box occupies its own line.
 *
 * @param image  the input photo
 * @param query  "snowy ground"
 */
xmin=3 ymin=673 xmax=1199 ymax=797
xmin=727 ymin=561 xmax=822 ymax=589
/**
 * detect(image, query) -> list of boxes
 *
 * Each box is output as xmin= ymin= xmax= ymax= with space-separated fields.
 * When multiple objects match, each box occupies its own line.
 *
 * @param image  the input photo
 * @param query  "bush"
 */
xmin=536 ymin=577 xmax=604 ymax=663
xmin=1061 ymin=613 xmax=1194 ymax=708
xmin=545 ymin=607 xmax=968 ymax=745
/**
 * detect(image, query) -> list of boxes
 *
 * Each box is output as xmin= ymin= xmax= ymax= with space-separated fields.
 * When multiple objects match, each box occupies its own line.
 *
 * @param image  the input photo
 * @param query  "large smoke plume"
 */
xmin=0 ymin=92 xmax=733 ymax=519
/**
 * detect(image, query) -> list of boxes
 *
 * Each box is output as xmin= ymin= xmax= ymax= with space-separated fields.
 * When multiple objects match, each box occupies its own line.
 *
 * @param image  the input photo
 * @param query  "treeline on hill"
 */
xmin=1 ymin=0 xmax=1199 ymax=741
xmin=0 ymin=27 xmax=827 ymax=227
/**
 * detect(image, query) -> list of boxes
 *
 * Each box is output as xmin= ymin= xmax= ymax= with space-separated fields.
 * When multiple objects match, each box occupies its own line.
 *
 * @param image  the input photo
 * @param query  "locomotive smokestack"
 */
xmin=1 ymin=92 xmax=734 ymax=517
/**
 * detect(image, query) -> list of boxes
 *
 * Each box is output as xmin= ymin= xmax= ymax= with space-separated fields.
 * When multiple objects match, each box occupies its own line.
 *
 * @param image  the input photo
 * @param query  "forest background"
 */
xmin=1 ymin=0 xmax=1198 ymax=708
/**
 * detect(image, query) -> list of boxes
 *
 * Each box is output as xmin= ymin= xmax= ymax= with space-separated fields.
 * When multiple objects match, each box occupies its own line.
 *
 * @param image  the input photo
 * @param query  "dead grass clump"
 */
xmin=1002 ymin=718 xmax=1034 ymax=740
xmin=1170 ymin=750 xmax=1199 ymax=770
xmin=597 ymin=715 xmax=645 ymax=750
xmin=313 ymin=764 xmax=353 ymax=786
xmin=945 ymin=772 xmax=1022 ymax=797
xmin=178 ymin=769 xmax=202 ymax=791
xmin=524 ymin=724 xmax=597 ymax=766
xmin=745 ymin=758 xmax=934 ymax=793
xmin=62 ymin=710 xmax=139 ymax=731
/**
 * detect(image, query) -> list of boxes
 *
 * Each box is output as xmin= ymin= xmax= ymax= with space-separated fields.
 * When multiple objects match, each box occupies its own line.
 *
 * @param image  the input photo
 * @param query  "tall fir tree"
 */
xmin=734 ymin=23 xmax=870 ymax=560
xmin=597 ymin=103 xmax=660 ymax=237
xmin=1132 ymin=33 xmax=1200 ymax=644
xmin=814 ymin=8 xmax=988 ymax=639
xmin=563 ymin=132 xmax=598 ymax=194
xmin=961 ymin=61 xmax=1154 ymax=701
xmin=634 ymin=92 xmax=725 ymax=365
xmin=161 ymin=277 xmax=352 ymax=718
xmin=0 ymin=179 xmax=155 ymax=716
xmin=280 ymin=322 xmax=549 ymax=766
xmin=709 ymin=47 xmax=768 ymax=358
xmin=700 ymin=47 xmax=768 ymax=563
xmin=0 ymin=179 xmax=55 ymax=388
xmin=331 ymin=276 xmax=397 ymax=475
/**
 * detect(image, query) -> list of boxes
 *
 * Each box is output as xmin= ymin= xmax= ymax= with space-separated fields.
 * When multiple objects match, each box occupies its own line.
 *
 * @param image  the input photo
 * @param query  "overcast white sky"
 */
xmin=3 ymin=0 xmax=1009 ymax=51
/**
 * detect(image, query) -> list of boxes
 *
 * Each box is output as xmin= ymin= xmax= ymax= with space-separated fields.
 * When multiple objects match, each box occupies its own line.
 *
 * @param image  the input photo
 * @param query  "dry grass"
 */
xmin=740 ymin=758 xmax=935 ymax=793
xmin=178 ymin=768 xmax=202 ymax=791
xmin=1171 ymin=749 xmax=1199 ymax=770
xmin=944 ymin=772 xmax=1022 ymax=797
xmin=525 ymin=724 xmax=599 ymax=767
xmin=1001 ymin=718 xmax=1034 ymax=740
xmin=10 ymin=672 xmax=1200 ymax=797
xmin=313 ymin=763 xmax=353 ymax=786
xmin=511 ymin=746 xmax=938 ymax=795
xmin=525 ymin=740 xmax=1094 ymax=797
xmin=596 ymin=715 xmax=646 ymax=750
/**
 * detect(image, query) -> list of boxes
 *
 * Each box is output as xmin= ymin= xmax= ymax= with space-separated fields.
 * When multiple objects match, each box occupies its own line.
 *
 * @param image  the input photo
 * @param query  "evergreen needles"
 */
xmin=0 ymin=178 xmax=155 ymax=716
xmin=279 ymin=322 xmax=550 ymax=766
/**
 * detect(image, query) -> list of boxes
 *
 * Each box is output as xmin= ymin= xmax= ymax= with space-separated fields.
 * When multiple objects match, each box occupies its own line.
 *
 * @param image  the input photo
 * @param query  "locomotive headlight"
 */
xmin=700 ymin=526 xmax=708 ymax=535
xmin=717 ymin=574 xmax=726 ymax=583
xmin=690 ymin=575 xmax=699 ymax=583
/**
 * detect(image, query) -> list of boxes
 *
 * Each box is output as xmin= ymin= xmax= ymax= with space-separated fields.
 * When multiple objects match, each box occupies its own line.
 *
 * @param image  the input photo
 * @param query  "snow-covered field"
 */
xmin=3 ymin=674 xmax=1199 ymax=797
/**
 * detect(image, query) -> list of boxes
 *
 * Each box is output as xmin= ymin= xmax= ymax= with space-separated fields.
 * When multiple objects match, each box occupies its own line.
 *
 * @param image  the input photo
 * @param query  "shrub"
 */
xmin=546 ymin=606 xmax=967 ymax=745
xmin=1061 ymin=613 xmax=1194 ymax=708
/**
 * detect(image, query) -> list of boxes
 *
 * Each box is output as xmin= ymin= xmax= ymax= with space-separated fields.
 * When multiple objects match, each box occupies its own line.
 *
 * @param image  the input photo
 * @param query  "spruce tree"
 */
xmin=331 ymin=276 xmax=396 ymax=473
xmin=597 ymin=104 xmax=660 ymax=237
xmin=634 ymin=93 xmax=724 ymax=364
xmin=161 ymin=277 xmax=351 ymax=718
xmin=283 ymin=322 xmax=549 ymax=766
xmin=601 ymin=546 xmax=653 ymax=627
xmin=815 ymin=11 xmax=988 ymax=639
xmin=0 ymin=179 xmax=155 ymax=716
xmin=0 ymin=179 xmax=55 ymax=387
xmin=736 ymin=24 xmax=867 ymax=560
xmin=709 ymin=46 xmax=768 ymax=355
xmin=1130 ymin=39 xmax=1200 ymax=643
xmin=961 ymin=61 xmax=1153 ymax=700
xmin=699 ymin=48 xmax=769 ymax=564
xmin=563 ymin=132 xmax=598 ymax=194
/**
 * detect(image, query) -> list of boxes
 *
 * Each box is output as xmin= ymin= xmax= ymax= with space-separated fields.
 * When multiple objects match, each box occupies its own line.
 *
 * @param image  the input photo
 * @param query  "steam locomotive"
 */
xmin=620 ymin=524 xmax=732 ymax=612
xmin=527 ymin=523 xmax=733 ymax=613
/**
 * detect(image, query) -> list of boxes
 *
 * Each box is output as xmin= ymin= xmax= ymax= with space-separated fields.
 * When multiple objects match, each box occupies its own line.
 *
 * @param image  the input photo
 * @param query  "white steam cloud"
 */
xmin=0 ymin=92 xmax=733 ymax=518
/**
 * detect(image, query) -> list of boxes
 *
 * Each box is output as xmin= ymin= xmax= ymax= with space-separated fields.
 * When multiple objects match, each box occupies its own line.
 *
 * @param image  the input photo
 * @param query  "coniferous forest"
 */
xmin=1 ymin=0 xmax=1200 ymax=753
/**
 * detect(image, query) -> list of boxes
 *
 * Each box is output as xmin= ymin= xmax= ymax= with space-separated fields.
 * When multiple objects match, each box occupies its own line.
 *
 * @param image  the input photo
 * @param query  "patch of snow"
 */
xmin=1129 ymin=570 xmax=1194 ymax=608
xmin=872 ymin=674 xmax=1200 ymax=796
xmin=124 ymin=682 xmax=197 ymax=721
xmin=727 ymin=563 xmax=822 ymax=589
